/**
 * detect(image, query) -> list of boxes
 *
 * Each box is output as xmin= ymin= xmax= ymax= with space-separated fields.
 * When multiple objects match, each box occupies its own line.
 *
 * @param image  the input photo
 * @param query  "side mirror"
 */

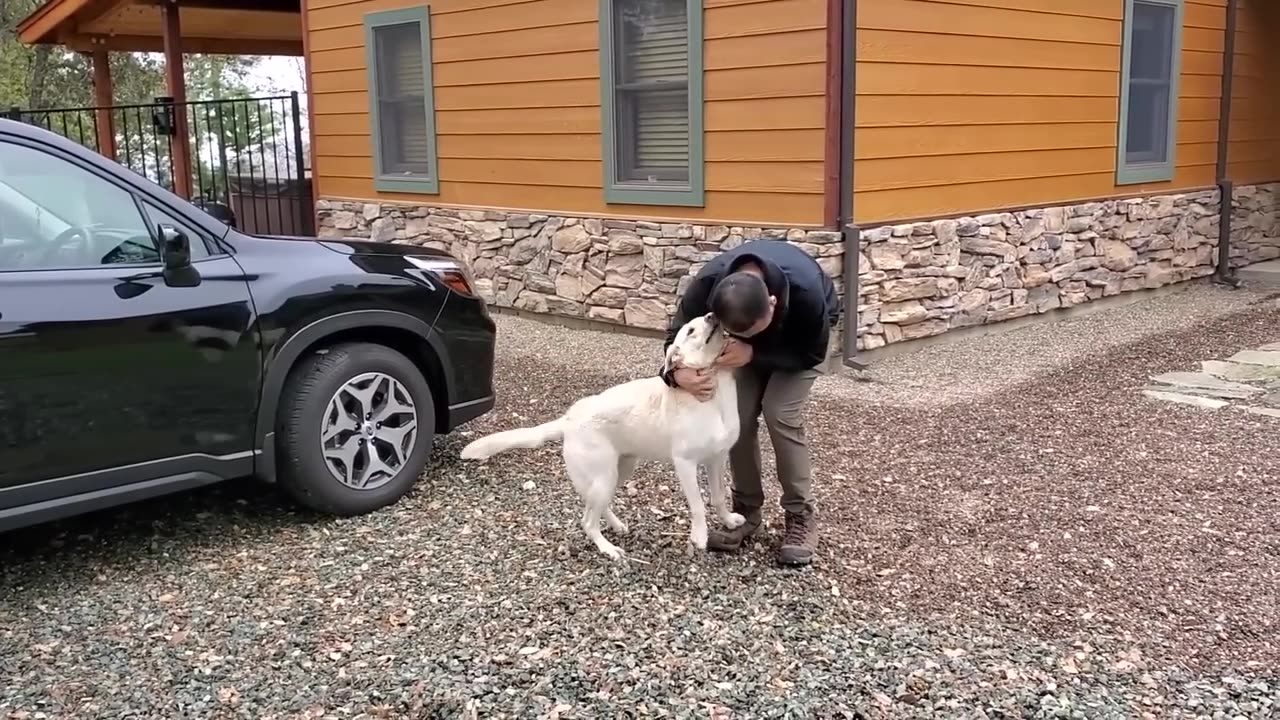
xmin=160 ymin=224 xmax=190 ymax=270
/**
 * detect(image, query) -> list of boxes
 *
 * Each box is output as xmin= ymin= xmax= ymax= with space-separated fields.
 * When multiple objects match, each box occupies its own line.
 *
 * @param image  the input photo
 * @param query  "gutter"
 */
xmin=835 ymin=0 xmax=865 ymax=370
xmin=1213 ymin=0 xmax=1242 ymax=287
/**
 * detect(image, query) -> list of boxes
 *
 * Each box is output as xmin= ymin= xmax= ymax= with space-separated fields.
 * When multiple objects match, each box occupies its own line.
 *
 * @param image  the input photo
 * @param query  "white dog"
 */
xmin=459 ymin=313 xmax=747 ymax=560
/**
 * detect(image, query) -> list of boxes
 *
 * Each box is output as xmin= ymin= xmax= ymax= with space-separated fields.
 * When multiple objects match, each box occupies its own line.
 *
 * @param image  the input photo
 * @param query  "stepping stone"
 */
xmin=1148 ymin=371 xmax=1263 ymax=399
xmin=1235 ymin=405 xmax=1280 ymax=419
xmin=1227 ymin=350 xmax=1280 ymax=367
xmin=1200 ymin=360 xmax=1280 ymax=384
xmin=1141 ymin=389 xmax=1229 ymax=410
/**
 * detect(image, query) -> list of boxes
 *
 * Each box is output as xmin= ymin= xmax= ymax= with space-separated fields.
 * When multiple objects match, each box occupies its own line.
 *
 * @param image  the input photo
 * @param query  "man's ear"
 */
xmin=767 ymin=295 xmax=778 ymax=310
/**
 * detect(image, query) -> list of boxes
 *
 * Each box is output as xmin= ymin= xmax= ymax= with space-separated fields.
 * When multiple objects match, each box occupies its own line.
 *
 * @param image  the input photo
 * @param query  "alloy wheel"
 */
xmin=320 ymin=371 xmax=419 ymax=490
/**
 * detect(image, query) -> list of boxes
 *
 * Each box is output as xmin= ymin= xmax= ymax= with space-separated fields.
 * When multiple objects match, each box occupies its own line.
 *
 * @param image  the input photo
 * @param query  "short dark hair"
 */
xmin=710 ymin=271 xmax=770 ymax=334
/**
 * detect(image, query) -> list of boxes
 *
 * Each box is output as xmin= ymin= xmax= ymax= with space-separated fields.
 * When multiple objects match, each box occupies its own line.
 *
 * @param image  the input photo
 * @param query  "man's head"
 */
xmin=709 ymin=269 xmax=776 ymax=337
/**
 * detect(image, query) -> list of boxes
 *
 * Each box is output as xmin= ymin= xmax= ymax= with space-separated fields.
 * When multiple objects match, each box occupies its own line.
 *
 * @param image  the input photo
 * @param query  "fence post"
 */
xmin=290 ymin=91 xmax=315 ymax=236
xmin=3 ymin=107 xmax=21 ymax=121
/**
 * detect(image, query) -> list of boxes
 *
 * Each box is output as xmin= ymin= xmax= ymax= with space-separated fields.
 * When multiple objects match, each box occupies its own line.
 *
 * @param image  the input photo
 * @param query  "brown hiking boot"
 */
xmin=706 ymin=504 xmax=761 ymax=552
xmin=778 ymin=510 xmax=817 ymax=566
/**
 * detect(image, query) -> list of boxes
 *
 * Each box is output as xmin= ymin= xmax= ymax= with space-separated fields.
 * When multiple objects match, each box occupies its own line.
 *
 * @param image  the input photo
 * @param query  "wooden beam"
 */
xmin=161 ymin=0 xmax=191 ymax=199
xmin=138 ymin=0 xmax=299 ymax=11
xmin=77 ymin=0 xmax=135 ymax=31
xmin=300 ymin=0 xmax=319 ymax=228
xmin=822 ymin=0 xmax=844 ymax=229
xmin=17 ymin=0 xmax=95 ymax=44
xmin=64 ymin=33 xmax=303 ymax=55
xmin=90 ymin=48 xmax=116 ymax=160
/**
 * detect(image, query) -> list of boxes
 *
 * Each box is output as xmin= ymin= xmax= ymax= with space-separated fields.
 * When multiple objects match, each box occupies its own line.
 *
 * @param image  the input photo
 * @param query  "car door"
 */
xmin=0 ymin=136 xmax=261 ymax=505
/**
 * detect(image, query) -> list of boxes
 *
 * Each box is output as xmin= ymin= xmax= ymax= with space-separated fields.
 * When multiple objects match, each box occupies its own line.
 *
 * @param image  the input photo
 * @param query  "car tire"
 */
xmin=276 ymin=342 xmax=436 ymax=516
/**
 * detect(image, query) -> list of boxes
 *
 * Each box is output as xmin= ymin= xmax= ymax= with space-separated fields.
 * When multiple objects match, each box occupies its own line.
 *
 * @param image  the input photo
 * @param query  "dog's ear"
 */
xmin=662 ymin=343 xmax=682 ymax=376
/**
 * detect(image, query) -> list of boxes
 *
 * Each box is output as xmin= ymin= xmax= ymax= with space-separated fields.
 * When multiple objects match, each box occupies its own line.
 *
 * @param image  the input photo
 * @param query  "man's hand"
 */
xmin=673 ymin=367 xmax=716 ymax=402
xmin=715 ymin=338 xmax=753 ymax=369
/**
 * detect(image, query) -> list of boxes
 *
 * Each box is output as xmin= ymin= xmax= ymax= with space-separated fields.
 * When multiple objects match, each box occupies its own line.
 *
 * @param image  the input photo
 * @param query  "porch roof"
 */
xmin=17 ymin=0 xmax=303 ymax=56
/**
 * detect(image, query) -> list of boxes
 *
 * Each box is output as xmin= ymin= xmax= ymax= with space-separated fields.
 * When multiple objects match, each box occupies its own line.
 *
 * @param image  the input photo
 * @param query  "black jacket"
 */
xmin=662 ymin=240 xmax=840 ymax=375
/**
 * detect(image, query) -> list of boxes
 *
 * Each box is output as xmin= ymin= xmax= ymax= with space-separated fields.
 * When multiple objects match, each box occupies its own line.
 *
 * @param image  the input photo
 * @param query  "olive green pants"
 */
xmin=728 ymin=364 xmax=819 ymax=516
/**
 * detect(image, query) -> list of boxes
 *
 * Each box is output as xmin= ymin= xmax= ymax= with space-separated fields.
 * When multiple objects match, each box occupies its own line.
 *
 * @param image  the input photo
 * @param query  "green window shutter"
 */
xmin=365 ymin=6 xmax=440 ymax=194
xmin=1116 ymin=0 xmax=1183 ymax=185
xmin=600 ymin=0 xmax=705 ymax=207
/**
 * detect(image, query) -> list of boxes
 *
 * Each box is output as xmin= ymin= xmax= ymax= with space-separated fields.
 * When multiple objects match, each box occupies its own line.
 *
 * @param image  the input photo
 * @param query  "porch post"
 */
xmin=162 ymin=0 xmax=193 ymax=199
xmin=90 ymin=47 xmax=116 ymax=160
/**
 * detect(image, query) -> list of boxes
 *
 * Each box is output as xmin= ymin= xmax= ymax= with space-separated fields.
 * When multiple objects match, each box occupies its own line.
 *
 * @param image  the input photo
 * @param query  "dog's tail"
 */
xmin=459 ymin=418 xmax=566 ymax=461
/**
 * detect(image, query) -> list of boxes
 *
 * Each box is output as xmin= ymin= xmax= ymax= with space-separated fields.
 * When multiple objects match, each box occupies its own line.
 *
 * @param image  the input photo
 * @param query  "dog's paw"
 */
xmin=597 ymin=541 xmax=626 ymax=561
xmin=610 ymin=520 xmax=630 ymax=535
xmin=690 ymin=526 xmax=708 ymax=551
xmin=724 ymin=512 xmax=747 ymax=530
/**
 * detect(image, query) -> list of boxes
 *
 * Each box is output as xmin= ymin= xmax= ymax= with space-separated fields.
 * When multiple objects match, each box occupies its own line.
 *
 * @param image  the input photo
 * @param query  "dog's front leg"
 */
xmin=674 ymin=458 xmax=709 ymax=550
xmin=706 ymin=453 xmax=745 ymax=530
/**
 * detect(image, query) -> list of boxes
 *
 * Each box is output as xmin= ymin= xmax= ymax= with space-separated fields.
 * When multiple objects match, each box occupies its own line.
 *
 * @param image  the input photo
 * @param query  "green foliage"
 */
xmin=0 ymin=0 xmax=299 ymax=195
xmin=1 ymin=0 xmax=264 ymax=108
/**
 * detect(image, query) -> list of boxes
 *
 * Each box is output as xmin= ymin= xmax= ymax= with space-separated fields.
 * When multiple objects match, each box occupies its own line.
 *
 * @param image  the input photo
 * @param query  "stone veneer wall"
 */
xmin=856 ymin=182 xmax=1279 ymax=350
xmin=1230 ymin=183 xmax=1280 ymax=268
xmin=316 ymin=182 xmax=1280 ymax=352
xmin=315 ymin=200 xmax=843 ymax=331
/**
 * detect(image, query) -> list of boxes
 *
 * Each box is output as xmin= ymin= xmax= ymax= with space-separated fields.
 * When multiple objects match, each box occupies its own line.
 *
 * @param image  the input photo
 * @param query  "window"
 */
xmin=365 ymin=6 xmax=440 ymax=194
xmin=0 ymin=142 xmax=161 ymax=271
xmin=142 ymin=201 xmax=213 ymax=260
xmin=1117 ymin=0 xmax=1183 ymax=185
xmin=600 ymin=0 xmax=704 ymax=206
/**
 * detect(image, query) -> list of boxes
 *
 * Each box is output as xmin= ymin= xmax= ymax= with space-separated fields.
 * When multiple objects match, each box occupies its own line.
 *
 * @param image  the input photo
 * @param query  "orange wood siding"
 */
xmin=306 ymin=0 xmax=828 ymax=226
xmin=853 ymin=0 xmax=1228 ymax=224
xmin=1226 ymin=0 xmax=1280 ymax=185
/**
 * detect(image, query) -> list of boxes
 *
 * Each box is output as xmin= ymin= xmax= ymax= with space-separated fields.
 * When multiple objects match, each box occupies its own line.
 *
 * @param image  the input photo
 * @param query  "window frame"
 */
xmin=364 ymin=5 xmax=441 ymax=195
xmin=1116 ymin=0 xmax=1184 ymax=186
xmin=598 ymin=0 xmax=705 ymax=207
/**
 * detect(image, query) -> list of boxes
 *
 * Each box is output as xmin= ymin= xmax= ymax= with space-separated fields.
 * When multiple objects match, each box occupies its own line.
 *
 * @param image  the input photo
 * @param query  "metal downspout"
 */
xmin=838 ymin=0 xmax=864 ymax=369
xmin=1214 ymin=0 xmax=1242 ymax=286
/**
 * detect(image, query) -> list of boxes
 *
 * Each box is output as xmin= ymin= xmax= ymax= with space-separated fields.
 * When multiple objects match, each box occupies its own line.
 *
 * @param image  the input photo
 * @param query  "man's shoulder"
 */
xmin=733 ymin=238 xmax=821 ymax=269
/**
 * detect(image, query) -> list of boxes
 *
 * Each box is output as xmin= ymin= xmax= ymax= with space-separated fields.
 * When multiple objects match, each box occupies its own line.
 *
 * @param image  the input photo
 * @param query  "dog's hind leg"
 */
xmin=565 ymin=434 xmax=625 ymax=560
xmin=673 ymin=457 xmax=709 ymax=550
xmin=706 ymin=453 xmax=745 ymax=530
xmin=604 ymin=456 xmax=636 ymax=535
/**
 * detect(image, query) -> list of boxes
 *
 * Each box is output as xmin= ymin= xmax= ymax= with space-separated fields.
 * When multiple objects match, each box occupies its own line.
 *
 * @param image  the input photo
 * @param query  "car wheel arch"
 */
xmin=252 ymin=309 xmax=454 ymax=482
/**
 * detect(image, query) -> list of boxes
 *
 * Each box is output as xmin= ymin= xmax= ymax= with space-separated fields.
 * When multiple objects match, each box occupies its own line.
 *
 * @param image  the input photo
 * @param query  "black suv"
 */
xmin=0 ymin=119 xmax=496 ymax=531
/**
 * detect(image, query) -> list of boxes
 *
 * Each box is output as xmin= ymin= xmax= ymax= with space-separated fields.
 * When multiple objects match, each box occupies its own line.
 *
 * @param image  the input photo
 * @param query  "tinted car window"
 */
xmin=142 ymin=200 xmax=214 ymax=259
xmin=0 ymin=141 xmax=161 ymax=271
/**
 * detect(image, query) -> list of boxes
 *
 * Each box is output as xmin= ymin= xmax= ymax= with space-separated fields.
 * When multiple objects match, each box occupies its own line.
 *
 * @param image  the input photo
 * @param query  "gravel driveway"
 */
xmin=3 ymin=283 xmax=1279 ymax=719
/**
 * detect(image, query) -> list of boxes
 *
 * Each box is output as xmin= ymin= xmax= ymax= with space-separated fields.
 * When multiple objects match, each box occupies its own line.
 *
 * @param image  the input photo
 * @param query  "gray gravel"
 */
xmin=3 ymin=281 xmax=1280 ymax=718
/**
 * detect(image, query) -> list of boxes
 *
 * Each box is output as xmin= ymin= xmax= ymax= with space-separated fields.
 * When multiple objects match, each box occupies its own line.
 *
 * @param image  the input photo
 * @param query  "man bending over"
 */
xmin=659 ymin=240 xmax=839 ymax=566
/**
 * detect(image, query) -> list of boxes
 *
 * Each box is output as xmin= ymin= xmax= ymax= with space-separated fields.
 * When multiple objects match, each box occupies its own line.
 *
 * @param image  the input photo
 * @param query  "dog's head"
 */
xmin=663 ymin=312 xmax=728 ymax=374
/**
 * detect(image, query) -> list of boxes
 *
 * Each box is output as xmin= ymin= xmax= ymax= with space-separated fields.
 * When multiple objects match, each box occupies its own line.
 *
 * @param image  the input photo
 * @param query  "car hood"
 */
xmin=250 ymin=234 xmax=454 ymax=260
xmin=315 ymin=238 xmax=454 ymax=259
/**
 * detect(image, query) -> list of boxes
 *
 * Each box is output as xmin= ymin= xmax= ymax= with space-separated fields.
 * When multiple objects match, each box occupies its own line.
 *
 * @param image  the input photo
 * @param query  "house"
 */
xmin=18 ymin=0 xmax=1280 ymax=357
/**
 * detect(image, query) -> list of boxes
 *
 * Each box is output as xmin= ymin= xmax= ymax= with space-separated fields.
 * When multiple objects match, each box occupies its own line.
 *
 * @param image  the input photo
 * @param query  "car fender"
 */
xmin=252 ymin=309 xmax=453 ymax=483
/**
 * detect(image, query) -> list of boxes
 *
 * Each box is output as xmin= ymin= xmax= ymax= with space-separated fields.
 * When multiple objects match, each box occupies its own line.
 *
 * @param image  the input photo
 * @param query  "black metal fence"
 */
xmin=4 ymin=92 xmax=314 ymax=237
